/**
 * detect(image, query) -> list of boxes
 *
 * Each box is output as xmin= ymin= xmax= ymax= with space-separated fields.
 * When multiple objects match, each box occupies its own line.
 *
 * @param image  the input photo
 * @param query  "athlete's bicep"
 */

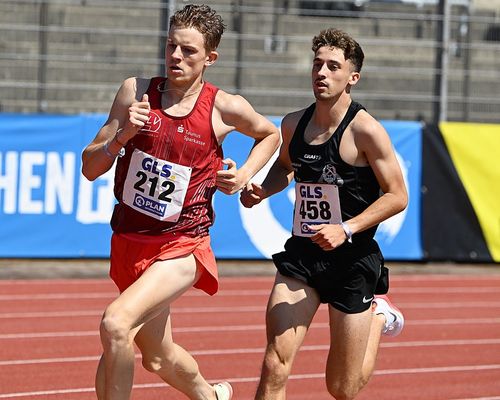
xmin=215 ymin=92 xmax=277 ymax=140
xmin=275 ymin=114 xmax=296 ymax=173
xmin=361 ymin=124 xmax=405 ymax=195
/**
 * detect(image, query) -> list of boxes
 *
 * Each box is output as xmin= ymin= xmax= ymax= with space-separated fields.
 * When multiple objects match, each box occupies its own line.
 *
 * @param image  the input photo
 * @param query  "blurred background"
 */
xmin=2 ymin=0 xmax=500 ymax=121
xmin=0 ymin=0 xmax=499 ymax=265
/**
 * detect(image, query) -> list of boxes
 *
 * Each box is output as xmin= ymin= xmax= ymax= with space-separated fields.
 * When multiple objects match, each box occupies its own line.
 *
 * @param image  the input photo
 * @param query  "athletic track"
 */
xmin=1 ymin=273 xmax=500 ymax=399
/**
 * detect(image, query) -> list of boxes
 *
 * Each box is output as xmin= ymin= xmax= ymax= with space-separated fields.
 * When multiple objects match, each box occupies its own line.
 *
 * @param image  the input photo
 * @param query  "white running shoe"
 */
xmin=214 ymin=382 xmax=233 ymax=400
xmin=374 ymin=295 xmax=404 ymax=337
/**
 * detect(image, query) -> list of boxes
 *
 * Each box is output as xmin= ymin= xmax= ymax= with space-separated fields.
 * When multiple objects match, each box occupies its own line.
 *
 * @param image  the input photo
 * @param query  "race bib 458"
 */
xmin=293 ymin=183 xmax=342 ymax=237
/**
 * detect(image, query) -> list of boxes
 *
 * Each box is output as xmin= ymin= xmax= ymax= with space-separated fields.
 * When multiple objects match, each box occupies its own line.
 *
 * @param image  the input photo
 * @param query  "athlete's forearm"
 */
xmin=237 ymin=133 xmax=280 ymax=184
xmin=81 ymin=129 xmax=125 ymax=181
xmin=345 ymin=191 xmax=407 ymax=235
xmin=259 ymin=159 xmax=294 ymax=199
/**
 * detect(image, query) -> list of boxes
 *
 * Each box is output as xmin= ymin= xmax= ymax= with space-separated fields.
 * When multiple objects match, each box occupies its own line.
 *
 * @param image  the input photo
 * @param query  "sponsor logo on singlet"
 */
xmin=176 ymin=124 xmax=206 ymax=146
xmin=303 ymin=154 xmax=321 ymax=160
xmin=139 ymin=111 xmax=162 ymax=134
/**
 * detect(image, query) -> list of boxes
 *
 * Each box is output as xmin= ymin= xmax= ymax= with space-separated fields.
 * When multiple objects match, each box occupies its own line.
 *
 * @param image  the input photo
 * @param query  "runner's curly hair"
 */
xmin=170 ymin=4 xmax=226 ymax=52
xmin=312 ymin=28 xmax=364 ymax=72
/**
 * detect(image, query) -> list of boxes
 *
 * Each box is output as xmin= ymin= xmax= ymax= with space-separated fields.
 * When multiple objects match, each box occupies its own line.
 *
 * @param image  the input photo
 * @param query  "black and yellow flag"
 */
xmin=422 ymin=123 xmax=500 ymax=262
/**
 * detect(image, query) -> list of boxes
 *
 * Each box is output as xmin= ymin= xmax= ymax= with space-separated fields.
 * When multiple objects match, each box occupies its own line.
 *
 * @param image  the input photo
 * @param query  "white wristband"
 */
xmin=341 ymin=222 xmax=353 ymax=243
xmin=114 ymin=128 xmax=127 ymax=147
xmin=103 ymin=140 xmax=117 ymax=159
xmin=103 ymin=139 xmax=125 ymax=159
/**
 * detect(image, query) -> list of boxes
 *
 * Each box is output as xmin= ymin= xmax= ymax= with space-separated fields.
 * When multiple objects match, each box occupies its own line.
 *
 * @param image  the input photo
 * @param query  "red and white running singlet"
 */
xmin=111 ymin=77 xmax=223 ymax=237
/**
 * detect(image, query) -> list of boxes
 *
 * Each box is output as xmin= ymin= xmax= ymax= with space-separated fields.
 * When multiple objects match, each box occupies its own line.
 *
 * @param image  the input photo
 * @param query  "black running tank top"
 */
xmin=289 ymin=101 xmax=381 ymax=242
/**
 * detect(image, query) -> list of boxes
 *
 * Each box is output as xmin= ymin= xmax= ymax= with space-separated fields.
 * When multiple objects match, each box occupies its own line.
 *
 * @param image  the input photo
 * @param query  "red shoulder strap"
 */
xmin=145 ymin=77 xmax=165 ymax=109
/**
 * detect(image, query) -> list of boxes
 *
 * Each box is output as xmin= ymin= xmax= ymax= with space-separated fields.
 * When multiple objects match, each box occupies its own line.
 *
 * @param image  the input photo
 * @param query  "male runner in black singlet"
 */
xmin=240 ymin=28 xmax=408 ymax=400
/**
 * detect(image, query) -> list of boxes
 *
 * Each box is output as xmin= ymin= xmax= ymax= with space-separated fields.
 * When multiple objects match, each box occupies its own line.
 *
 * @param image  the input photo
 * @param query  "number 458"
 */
xmin=299 ymin=200 xmax=332 ymax=220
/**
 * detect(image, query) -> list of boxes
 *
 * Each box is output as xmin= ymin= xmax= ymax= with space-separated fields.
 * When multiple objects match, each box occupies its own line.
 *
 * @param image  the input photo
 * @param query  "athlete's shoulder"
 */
xmin=281 ymin=107 xmax=309 ymax=135
xmin=118 ymin=77 xmax=151 ymax=101
xmin=350 ymin=108 xmax=391 ymax=153
xmin=213 ymin=89 xmax=258 ymax=122
xmin=351 ymin=108 xmax=386 ymax=137
xmin=214 ymin=89 xmax=245 ymax=107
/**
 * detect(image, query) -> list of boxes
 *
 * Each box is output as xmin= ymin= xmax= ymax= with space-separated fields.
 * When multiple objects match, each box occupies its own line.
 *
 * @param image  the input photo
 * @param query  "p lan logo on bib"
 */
xmin=133 ymin=193 xmax=167 ymax=217
xmin=301 ymin=221 xmax=322 ymax=235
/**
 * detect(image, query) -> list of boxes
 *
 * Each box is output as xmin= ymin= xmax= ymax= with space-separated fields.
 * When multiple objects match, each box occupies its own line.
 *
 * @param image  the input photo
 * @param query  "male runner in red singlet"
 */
xmin=81 ymin=5 xmax=279 ymax=400
xmin=240 ymin=29 xmax=407 ymax=399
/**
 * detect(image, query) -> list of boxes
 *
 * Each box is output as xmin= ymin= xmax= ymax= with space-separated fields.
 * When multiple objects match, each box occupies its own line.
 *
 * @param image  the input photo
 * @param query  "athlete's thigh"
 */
xmin=326 ymin=305 xmax=373 ymax=378
xmin=266 ymin=273 xmax=321 ymax=354
xmin=105 ymin=254 xmax=200 ymax=330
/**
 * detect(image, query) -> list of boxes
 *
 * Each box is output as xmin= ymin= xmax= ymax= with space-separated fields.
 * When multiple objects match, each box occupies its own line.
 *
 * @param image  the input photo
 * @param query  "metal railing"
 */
xmin=0 ymin=0 xmax=499 ymax=122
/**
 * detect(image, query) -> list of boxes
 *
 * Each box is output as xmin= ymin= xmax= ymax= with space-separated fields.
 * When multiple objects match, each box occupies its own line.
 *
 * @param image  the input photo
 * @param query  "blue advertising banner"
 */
xmin=0 ymin=113 xmax=112 ymax=257
xmin=0 ymin=114 xmax=422 ymax=260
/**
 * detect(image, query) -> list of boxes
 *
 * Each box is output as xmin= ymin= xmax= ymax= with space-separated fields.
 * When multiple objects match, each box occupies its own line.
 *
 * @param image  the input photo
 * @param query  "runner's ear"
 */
xmin=205 ymin=51 xmax=218 ymax=67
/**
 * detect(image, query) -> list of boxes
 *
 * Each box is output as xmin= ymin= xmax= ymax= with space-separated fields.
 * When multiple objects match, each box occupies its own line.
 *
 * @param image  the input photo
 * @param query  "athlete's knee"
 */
xmin=325 ymin=374 xmax=367 ymax=400
xmin=99 ymin=307 xmax=133 ymax=348
xmin=261 ymin=344 xmax=293 ymax=384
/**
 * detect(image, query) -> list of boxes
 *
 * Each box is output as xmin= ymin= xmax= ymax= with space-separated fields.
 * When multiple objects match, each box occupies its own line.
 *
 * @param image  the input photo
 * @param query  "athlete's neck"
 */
xmin=314 ymin=95 xmax=352 ymax=130
xmin=159 ymin=78 xmax=205 ymax=106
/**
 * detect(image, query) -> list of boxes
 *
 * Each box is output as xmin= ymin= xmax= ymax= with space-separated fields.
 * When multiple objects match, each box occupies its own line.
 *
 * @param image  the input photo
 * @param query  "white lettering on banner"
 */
xmin=45 ymin=152 xmax=75 ymax=214
xmin=0 ymin=151 xmax=116 ymax=221
xmin=0 ymin=152 xmax=18 ymax=214
xmin=19 ymin=152 xmax=45 ymax=214
xmin=76 ymin=168 xmax=115 ymax=224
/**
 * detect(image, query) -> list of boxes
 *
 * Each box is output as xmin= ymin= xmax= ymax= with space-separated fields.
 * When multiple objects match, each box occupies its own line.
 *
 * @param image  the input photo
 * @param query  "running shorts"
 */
xmin=272 ymin=236 xmax=388 ymax=314
xmin=110 ymin=232 xmax=218 ymax=295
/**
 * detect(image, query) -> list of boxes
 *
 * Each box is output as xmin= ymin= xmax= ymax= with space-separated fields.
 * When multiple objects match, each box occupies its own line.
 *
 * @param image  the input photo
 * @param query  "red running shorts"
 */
xmin=109 ymin=232 xmax=219 ymax=295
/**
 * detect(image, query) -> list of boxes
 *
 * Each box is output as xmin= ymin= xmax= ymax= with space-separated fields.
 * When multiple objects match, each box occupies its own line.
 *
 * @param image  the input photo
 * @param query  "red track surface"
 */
xmin=1 ymin=274 xmax=500 ymax=399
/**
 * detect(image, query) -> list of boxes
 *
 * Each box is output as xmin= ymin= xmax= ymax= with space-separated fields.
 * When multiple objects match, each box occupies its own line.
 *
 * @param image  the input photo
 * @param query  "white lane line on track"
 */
xmin=1 ymin=298 xmax=500 ymax=321
xmin=0 ymin=293 xmax=118 ymax=301
xmin=2 ymin=286 xmax=500 ymax=300
xmin=0 ymin=274 xmax=499 ymax=286
xmin=3 ymin=301 xmax=500 ymax=319
xmin=0 ymin=306 xmax=267 ymax=319
xmin=450 ymin=397 xmax=500 ymax=400
xmin=3 ymin=300 xmax=500 ymax=321
xmin=2 ymin=317 xmax=500 ymax=339
xmin=1 ymin=364 xmax=500 ymax=398
xmin=2 ymin=338 xmax=500 ymax=366
xmin=390 ymin=287 xmax=500 ymax=293
xmin=0 ymin=310 xmax=103 ymax=319
xmin=0 ymin=276 xmax=275 ymax=286
xmin=390 ymin=275 xmax=500 ymax=282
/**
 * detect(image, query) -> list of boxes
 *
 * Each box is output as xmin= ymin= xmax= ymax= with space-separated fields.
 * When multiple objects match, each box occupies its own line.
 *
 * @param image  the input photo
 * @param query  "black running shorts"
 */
xmin=272 ymin=236 xmax=388 ymax=314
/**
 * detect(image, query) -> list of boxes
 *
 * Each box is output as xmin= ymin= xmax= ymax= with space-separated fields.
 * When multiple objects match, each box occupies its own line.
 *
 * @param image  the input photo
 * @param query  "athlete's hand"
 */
xmin=308 ymin=223 xmax=347 ymax=251
xmin=216 ymin=158 xmax=246 ymax=195
xmin=120 ymin=94 xmax=151 ymax=142
xmin=240 ymin=182 xmax=266 ymax=208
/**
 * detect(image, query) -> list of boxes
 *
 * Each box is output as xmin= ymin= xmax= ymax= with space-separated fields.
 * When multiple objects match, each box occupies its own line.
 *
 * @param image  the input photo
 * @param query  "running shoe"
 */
xmin=373 ymin=295 xmax=404 ymax=337
xmin=214 ymin=382 xmax=233 ymax=400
